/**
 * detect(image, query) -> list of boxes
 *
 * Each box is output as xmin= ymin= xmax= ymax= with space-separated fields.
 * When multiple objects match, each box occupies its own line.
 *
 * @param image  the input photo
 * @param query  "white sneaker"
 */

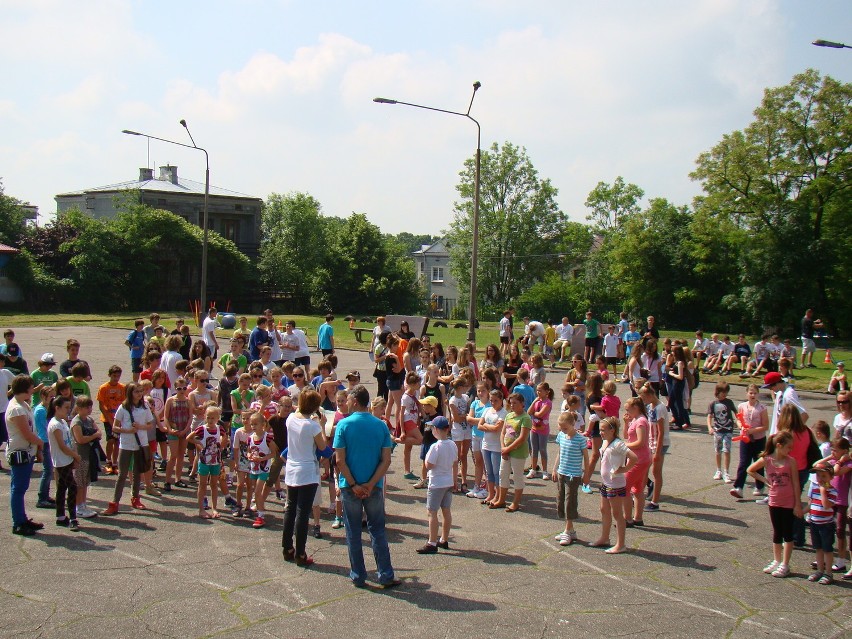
xmin=763 ymin=560 xmax=779 ymax=574
xmin=541 ymin=473 xmax=550 ymax=481
xmin=78 ymin=505 xmax=99 ymax=519
xmin=730 ymin=488 xmax=743 ymax=499
xmin=723 ymin=473 xmax=733 ymax=484
xmin=752 ymin=488 xmax=765 ymax=497
xmin=554 ymin=532 xmax=569 ymax=541
xmin=474 ymin=488 xmax=488 ymax=499
xmin=712 ymin=470 xmax=723 ymax=480
xmin=526 ymin=469 xmax=537 ymax=479
xmin=755 ymin=496 xmax=769 ymax=505
xmin=465 ymin=489 xmax=479 ymax=498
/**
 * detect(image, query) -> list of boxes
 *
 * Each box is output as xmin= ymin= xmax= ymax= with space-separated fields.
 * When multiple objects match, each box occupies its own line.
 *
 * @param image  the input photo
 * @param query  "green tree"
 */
xmin=391 ymin=232 xmax=436 ymax=256
xmin=584 ymin=176 xmax=644 ymax=234
xmin=0 ymin=180 xmax=25 ymax=246
xmin=691 ymin=69 xmax=851 ymax=334
xmin=447 ymin=141 xmax=565 ymax=314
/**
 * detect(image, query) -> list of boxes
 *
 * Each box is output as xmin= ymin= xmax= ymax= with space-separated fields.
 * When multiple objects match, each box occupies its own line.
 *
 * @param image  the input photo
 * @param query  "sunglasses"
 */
xmin=251 ymin=374 xmax=263 ymax=378
xmin=198 ymin=378 xmax=209 ymax=382
xmin=293 ymin=373 xmax=304 ymax=378
xmin=175 ymin=386 xmax=188 ymax=391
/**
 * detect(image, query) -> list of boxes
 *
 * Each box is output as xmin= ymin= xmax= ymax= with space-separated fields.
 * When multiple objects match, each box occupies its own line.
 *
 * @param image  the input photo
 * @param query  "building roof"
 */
xmin=412 ymin=238 xmax=448 ymax=256
xmin=0 ymin=243 xmax=20 ymax=254
xmin=56 ymin=173 xmax=261 ymax=201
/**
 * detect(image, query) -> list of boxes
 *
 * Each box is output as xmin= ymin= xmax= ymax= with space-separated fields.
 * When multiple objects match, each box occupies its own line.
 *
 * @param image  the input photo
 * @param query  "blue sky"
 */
xmin=2 ymin=0 xmax=850 ymax=234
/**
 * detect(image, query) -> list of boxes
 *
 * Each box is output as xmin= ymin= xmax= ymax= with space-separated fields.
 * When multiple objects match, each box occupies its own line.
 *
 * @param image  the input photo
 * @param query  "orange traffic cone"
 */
xmin=825 ymin=349 xmax=833 ymax=364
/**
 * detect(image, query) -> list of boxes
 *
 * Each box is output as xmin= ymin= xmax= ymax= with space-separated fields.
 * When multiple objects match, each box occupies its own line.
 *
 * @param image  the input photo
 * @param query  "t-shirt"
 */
xmin=30 ymin=369 xmax=58 ymax=406
xmin=734 ymin=342 xmax=751 ymax=359
xmin=401 ymin=391 xmax=420 ymax=424
xmin=530 ymin=398 xmax=552 ymax=434
xmin=513 ymin=384 xmax=536 ymax=410
xmin=317 ymin=323 xmax=334 ymax=350
xmin=193 ymin=424 xmax=223 ymax=466
xmin=801 ymin=316 xmax=815 ymax=339
xmin=449 ymin=394 xmax=469 ymax=427
xmin=544 ymin=325 xmax=556 ymax=347
xmin=48 ymin=417 xmax=74 ymax=467
xmin=833 ymin=413 xmax=852 ymax=442
xmin=34 ymin=403 xmax=48 ymax=442
xmin=284 ymin=329 xmax=310 ymax=359
xmin=126 ymin=329 xmax=146 ymax=358
xmin=284 ymin=414 xmax=321 ymax=487
xmin=60 ymin=358 xmax=89 ymax=379
xmin=765 ymin=455 xmax=796 ymax=508
xmin=469 ymin=398 xmax=489 ymax=438
xmin=641 ymin=353 xmax=661 ymax=382
xmin=248 ymin=327 xmax=270 ymax=362
xmin=708 ymin=398 xmax=737 ymax=433
xmin=114 ymin=403 xmax=154 ymax=451
xmin=627 ymin=416 xmax=652 ymax=465
xmin=202 ymin=315 xmax=219 ymax=351
xmin=481 ymin=406 xmax=506 ymax=451
xmin=807 ymin=483 xmax=836 ymax=524
xmin=624 ymin=331 xmax=640 ymax=355
xmin=555 ymin=323 xmax=574 ymax=341
xmin=645 ymin=402 xmax=668 ymax=450
xmin=97 ymin=382 xmax=125 ymax=424
xmin=831 ymin=458 xmax=852 ymax=506
xmin=68 ymin=379 xmax=91 ymax=398
xmin=425 ymin=438 xmax=458 ymax=489
xmin=334 ymin=411 xmax=393 ymax=488
xmin=583 ymin=318 xmax=600 ymax=339
xmin=503 ymin=412 xmax=531 ymax=459
xmin=603 ymin=333 xmax=619 ymax=357
xmin=600 ymin=394 xmax=621 ymax=418
xmin=6 ymin=397 xmax=36 ymax=456
xmin=499 ymin=317 xmax=511 ymax=338
xmin=693 ymin=338 xmax=709 ymax=352
xmin=600 ymin=438 xmax=629 ymax=488
xmin=556 ymin=431 xmax=587 ymax=478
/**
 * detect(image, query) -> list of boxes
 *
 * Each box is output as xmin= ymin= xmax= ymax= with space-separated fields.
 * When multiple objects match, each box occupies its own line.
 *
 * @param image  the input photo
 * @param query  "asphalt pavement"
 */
xmin=0 ymin=326 xmax=849 ymax=639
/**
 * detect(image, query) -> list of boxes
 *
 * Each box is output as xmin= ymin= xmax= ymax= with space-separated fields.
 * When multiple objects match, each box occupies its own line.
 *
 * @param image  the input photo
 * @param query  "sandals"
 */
xmin=505 ymin=505 xmax=520 ymax=513
xmin=488 ymin=502 xmax=506 ymax=509
xmin=175 ymin=480 xmax=189 ymax=488
xmin=282 ymin=548 xmax=296 ymax=562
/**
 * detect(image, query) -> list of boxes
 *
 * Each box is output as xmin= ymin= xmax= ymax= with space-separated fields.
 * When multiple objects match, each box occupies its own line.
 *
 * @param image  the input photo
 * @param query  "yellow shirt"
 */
xmin=544 ymin=325 xmax=556 ymax=347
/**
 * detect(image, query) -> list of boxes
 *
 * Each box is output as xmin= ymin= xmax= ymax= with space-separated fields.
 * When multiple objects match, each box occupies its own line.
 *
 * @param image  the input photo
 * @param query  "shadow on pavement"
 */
xmin=638 ymin=523 xmax=737 ymax=543
xmin=663 ymin=496 xmax=737 ymax=511
xmin=370 ymin=576 xmax=500 ymax=612
xmin=631 ymin=548 xmax=717 ymax=571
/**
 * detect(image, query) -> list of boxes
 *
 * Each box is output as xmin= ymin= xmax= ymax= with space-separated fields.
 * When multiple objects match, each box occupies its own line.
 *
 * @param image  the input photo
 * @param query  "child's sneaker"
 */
xmin=465 ymin=488 xmax=479 ymax=498
xmin=752 ymin=487 xmax=765 ymax=497
xmin=559 ymin=531 xmax=577 ymax=546
xmin=525 ymin=469 xmax=537 ymax=479
xmin=712 ymin=470 xmax=723 ymax=480
xmin=832 ymin=562 xmax=847 ymax=573
xmin=730 ymin=488 xmax=743 ymax=498
xmin=473 ymin=488 xmax=488 ymax=499
xmin=771 ymin=563 xmax=790 ymax=578
xmin=763 ymin=560 xmax=779 ymax=574
xmin=554 ymin=532 xmax=569 ymax=541
xmin=332 ymin=516 xmax=344 ymax=529
xmin=645 ymin=501 xmax=660 ymax=511
xmin=581 ymin=484 xmax=593 ymax=494
xmin=723 ymin=473 xmax=733 ymax=484
xmin=808 ymin=571 xmax=823 ymax=582
xmin=224 ymin=495 xmax=238 ymax=508
xmin=755 ymin=496 xmax=769 ymax=505
xmin=842 ymin=568 xmax=852 ymax=581
xmin=416 ymin=543 xmax=438 ymax=554
xmin=103 ymin=502 xmax=119 ymax=516
xmin=56 ymin=516 xmax=70 ymax=527
xmin=541 ymin=473 xmax=550 ymax=481
xmin=69 ymin=519 xmax=80 ymax=532
xmin=313 ymin=524 xmax=323 ymax=539
xmin=130 ymin=497 xmax=146 ymax=510
xmin=252 ymin=515 xmax=265 ymax=529
xmin=412 ymin=478 xmax=427 ymax=489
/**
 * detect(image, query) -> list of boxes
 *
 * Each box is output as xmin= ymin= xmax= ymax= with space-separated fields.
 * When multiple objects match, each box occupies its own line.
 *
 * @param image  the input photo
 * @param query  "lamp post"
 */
xmin=812 ymin=39 xmax=851 ymax=49
xmin=122 ymin=124 xmax=210 ymax=321
xmin=374 ymin=82 xmax=482 ymax=343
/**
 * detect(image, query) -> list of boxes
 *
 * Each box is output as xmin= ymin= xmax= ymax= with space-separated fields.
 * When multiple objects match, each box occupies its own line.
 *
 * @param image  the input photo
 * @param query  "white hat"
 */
xmin=39 ymin=352 xmax=56 ymax=365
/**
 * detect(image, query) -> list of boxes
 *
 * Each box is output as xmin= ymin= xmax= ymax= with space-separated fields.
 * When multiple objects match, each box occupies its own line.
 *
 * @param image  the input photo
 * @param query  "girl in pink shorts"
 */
xmin=623 ymin=397 xmax=652 ymax=527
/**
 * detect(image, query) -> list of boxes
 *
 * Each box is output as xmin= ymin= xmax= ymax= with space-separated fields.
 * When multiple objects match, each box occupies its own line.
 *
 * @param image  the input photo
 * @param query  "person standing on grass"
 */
xmin=800 ymin=308 xmax=824 ymax=369
xmin=317 ymin=314 xmax=335 ymax=357
xmin=333 ymin=385 xmax=400 ymax=589
xmin=202 ymin=307 xmax=219 ymax=360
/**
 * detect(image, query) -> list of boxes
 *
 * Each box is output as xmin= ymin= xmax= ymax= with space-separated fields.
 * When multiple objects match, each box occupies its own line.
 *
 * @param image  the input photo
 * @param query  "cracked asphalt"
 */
xmin=1 ymin=326 xmax=850 ymax=638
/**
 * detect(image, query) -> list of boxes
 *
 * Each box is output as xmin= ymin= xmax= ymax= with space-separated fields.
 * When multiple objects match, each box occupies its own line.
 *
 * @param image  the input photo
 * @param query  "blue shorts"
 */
xmin=810 ymin=521 xmax=835 ymax=553
xmin=131 ymin=357 xmax=143 ymax=374
xmin=250 ymin=472 xmax=270 ymax=482
xmin=199 ymin=462 xmax=221 ymax=477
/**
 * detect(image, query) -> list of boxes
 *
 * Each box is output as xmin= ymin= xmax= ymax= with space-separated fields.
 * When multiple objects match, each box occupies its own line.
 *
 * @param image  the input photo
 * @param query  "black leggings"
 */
xmin=769 ymin=506 xmax=794 ymax=544
xmin=54 ymin=463 xmax=78 ymax=520
xmin=734 ymin=438 xmax=765 ymax=490
xmin=282 ymin=483 xmax=319 ymax=558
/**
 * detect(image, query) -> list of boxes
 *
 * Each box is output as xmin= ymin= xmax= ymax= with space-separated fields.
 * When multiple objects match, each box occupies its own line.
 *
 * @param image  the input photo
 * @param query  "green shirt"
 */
xmin=68 ymin=379 xmax=91 ymax=398
xmin=503 ymin=412 xmax=532 ymax=459
xmin=218 ymin=353 xmax=247 ymax=372
xmin=583 ymin=318 xmax=600 ymax=339
xmin=31 ymin=370 xmax=59 ymax=406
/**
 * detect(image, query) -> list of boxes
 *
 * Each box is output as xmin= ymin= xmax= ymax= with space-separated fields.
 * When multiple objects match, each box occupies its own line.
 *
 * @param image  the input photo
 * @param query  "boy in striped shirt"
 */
xmin=552 ymin=411 xmax=589 ymax=546
xmin=808 ymin=463 xmax=837 ymax=585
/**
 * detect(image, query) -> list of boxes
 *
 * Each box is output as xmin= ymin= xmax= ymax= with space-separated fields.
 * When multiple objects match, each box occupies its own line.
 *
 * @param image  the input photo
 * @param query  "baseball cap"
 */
xmin=6 ymin=343 xmax=20 ymax=356
xmin=428 ymin=415 xmax=450 ymax=429
xmin=346 ymin=370 xmax=361 ymax=381
xmin=39 ymin=353 xmax=56 ymax=365
xmin=761 ymin=372 xmax=783 ymax=388
xmin=810 ymin=462 xmax=834 ymax=475
xmin=418 ymin=396 xmax=438 ymax=408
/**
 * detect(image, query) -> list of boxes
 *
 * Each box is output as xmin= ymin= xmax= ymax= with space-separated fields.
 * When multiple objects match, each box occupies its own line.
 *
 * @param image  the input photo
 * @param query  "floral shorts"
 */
xmin=600 ymin=484 xmax=627 ymax=499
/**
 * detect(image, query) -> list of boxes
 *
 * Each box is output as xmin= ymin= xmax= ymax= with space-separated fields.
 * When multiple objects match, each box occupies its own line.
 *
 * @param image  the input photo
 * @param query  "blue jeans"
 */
xmin=38 ymin=440 xmax=53 ymax=502
xmin=340 ymin=486 xmax=395 ymax=585
xmin=10 ymin=459 xmax=34 ymax=527
xmin=483 ymin=449 xmax=502 ymax=485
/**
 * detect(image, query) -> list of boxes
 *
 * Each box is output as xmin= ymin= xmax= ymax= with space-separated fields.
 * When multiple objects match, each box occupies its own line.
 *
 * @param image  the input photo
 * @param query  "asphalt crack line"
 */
xmin=539 ymin=539 xmax=815 ymax=639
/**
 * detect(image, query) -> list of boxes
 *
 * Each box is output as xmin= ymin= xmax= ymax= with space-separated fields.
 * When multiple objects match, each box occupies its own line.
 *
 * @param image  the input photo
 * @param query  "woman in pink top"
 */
xmin=776 ymin=404 xmax=813 ymax=546
xmin=824 ymin=438 xmax=852 ymax=578
xmin=622 ymin=397 xmax=651 ymax=527
xmin=747 ymin=432 xmax=802 ymax=577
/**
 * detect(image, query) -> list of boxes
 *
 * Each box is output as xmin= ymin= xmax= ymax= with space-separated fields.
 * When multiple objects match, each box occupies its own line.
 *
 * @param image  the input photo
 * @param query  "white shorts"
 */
xmin=801 ymin=337 xmax=815 ymax=354
xmin=451 ymin=424 xmax=472 ymax=442
xmin=470 ymin=435 xmax=483 ymax=453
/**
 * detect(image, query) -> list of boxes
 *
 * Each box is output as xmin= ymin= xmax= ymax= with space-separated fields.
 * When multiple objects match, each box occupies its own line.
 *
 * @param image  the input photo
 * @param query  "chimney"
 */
xmin=139 ymin=167 xmax=154 ymax=181
xmin=158 ymin=165 xmax=178 ymax=184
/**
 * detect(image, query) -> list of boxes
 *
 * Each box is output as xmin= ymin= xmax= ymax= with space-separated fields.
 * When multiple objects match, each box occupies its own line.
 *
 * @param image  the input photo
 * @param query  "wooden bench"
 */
xmin=351 ymin=327 xmax=372 ymax=343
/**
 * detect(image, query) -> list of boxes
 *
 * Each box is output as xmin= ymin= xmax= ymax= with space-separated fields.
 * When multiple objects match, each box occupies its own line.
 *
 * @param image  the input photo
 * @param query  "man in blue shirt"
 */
xmin=333 ymin=385 xmax=400 ymax=589
xmin=248 ymin=316 xmax=272 ymax=362
xmin=317 ymin=314 xmax=335 ymax=357
xmin=124 ymin=319 xmax=146 ymax=382
xmin=621 ymin=321 xmax=641 ymax=382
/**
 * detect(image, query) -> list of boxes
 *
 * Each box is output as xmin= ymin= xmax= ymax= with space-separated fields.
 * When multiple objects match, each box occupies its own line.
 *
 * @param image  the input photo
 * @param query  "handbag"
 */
xmin=133 ymin=433 xmax=152 ymax=473
xmin=6 ymin=449 xmax=31 ymax=466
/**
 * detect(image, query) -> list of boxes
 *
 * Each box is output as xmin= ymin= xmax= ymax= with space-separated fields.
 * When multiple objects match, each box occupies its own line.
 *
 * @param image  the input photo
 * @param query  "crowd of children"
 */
xmin=2 ymin=316 xmax=849 ymax=586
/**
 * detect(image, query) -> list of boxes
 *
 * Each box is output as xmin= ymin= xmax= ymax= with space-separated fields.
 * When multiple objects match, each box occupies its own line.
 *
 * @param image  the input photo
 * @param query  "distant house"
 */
xmin=0 ymin=243 xmax=21 ymax=302
xmin=55 ymin=166 xmax=262 ymax=259
xmin=412 ymin=238 xmax=458 ymax=318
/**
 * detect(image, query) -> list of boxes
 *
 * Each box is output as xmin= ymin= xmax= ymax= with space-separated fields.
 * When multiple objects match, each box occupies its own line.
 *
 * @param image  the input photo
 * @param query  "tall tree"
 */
xmin=391 ymin=232 xmax=436 ymax=256
xmin=691 ymin=69 xmax=851 ymax=334
xmin=446 ymin=141 xmax=565 ymax=314
xmin=584 ymin=176 xmax=644 ymax=234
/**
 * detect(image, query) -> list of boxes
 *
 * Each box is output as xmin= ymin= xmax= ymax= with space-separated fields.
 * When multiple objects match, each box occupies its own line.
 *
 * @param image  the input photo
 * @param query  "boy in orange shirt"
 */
xmin=97 ymin=366 xmax=125 ymax=475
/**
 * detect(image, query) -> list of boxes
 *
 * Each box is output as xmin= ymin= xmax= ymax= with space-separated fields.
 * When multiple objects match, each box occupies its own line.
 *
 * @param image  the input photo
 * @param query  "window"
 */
xmin=431 ymin=266 xmax=444 ymax=283
xmin=235 ymin=204 xmax=243 ymax=211
xmin=223 ymin=219 xmax=239 ymax=243
xmin=419 ymin=261 xmax=424 ymax=274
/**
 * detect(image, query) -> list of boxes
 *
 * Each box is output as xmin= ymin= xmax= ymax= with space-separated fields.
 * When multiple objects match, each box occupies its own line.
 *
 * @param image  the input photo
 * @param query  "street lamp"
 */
xmin=374 ymin=82 xmax=482 ymax=343
xmin=122 ymin=123 xmax=211 ymax=321
xmin=812 ymin=39 xmax=851 ymax=49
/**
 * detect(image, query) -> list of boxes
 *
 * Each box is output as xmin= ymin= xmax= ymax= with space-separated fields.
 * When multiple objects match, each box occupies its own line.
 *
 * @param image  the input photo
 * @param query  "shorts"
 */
xmin=155 ymin=428 xmax=168 ymax=443
xmin=426 ymin=485 xmax=453 ymax=511
xmin=470 ymin=435 xmax=483 ymax=453
xmin=386 ymin=377 xmax=403 ymax=392
xmin=199 ymin=462 xmax=221 ymax=477
xmin=250 ymin=471 xmax=270 ymax=482
xmin=600 ymin=484 xmax=627 ymax=499
xmin=266 ymin=456 xmax=284 ymax=486
xmin=500 ymin=336 xmax=510 ymax=344
xmin=810 ymin=521 xmax=836 ymax=553
xmin=131 ymin=357 xmax=143 ymax=374
xmin=713 ymin=432 xmax=732 ymax=454
xmin=0 ymin=414 xmax=7 ymax=444
xmin=420 ymin=439 xmax=435 ymax=461
xmin=149 ymin=441 xmax=158 ymax=453
xmin=167 ymin=434 xmax=180 ymax=442
xmin=606 ymin=357 xmax=617 ymax=366
xmin=834 ymin=505 xmax=848 ymax=539
xmin=403 ymin=420 xmax=419 ymax=434
xmin=543 ymin=345 xmax=554 ymax=356
xmin=625 ymin=461 xmax=651 ymax=495
xmin=801 ymin=337 xmax=816 ymax=355
xmin=451 ymin=424 xmax=471 ymax=442
xmin=585 ymin=337 xmax=597 ymax=348
xmin=321 ymin=348 xmax=334 ymax=357
xmin=103 ymin=421 xmax=116 ymax=441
